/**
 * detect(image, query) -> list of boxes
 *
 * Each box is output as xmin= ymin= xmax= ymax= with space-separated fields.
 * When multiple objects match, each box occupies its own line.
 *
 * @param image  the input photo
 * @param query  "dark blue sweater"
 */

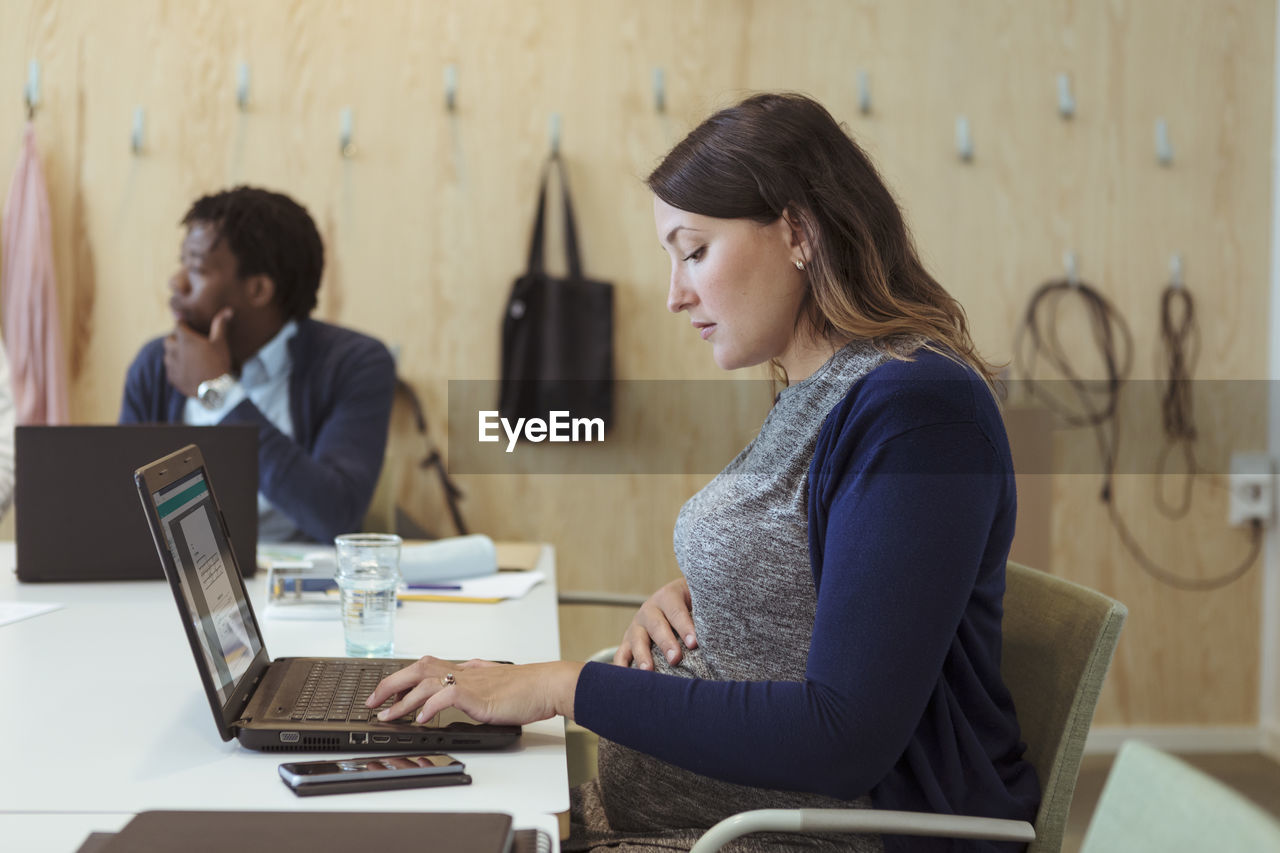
xmin=119 ymin=318 xmax=396 ymax=543
xmin=575 ymin=352 xmax=1040 ymax=852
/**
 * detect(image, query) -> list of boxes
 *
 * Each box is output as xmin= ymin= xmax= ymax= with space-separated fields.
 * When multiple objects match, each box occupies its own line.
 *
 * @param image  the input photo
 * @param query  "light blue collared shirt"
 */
xmin=184 ymin=320 xmax=300 ymax=541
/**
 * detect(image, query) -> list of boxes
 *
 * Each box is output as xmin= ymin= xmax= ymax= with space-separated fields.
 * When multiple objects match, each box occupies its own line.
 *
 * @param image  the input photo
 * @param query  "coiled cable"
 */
xmin=1013 ymin=275 xmax=1261 ymax=591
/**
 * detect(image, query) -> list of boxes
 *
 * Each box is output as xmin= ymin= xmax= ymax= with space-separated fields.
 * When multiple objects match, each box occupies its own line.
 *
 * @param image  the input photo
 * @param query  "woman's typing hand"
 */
xmin=614 ymin=577 xmax=697 ymax=669
xmin=365 ymin=656 xmax=585 ymax=725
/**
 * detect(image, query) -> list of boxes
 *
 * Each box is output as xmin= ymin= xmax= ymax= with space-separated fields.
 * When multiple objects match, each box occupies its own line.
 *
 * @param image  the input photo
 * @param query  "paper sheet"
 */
xmin=400 ymin=571 xmax=545 ymax=602
xmin=263 ymin=600 xmax=340 ymax=621
xmin=0 ymin=601 xmax=63 ymax=627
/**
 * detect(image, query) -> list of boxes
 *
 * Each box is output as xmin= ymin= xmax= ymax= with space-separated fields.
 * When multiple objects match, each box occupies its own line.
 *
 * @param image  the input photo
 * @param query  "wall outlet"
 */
xmin=1228 ymin=452 xmax=1274 ymax=527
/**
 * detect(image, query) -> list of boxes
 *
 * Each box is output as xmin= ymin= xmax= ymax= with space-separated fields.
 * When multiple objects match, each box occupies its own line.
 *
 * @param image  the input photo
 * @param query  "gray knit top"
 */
xmin=593 ymin=341 xmax=891 ymax=848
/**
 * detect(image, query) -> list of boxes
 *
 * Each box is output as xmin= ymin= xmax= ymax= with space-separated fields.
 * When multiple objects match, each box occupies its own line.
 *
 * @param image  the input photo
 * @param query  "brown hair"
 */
xmin=647 ymin=92 xmax=995 ymax=384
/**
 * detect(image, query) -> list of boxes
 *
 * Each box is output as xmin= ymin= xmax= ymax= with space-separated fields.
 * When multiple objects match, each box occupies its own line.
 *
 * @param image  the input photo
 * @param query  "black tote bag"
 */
xmin=498 ymin=153 xmax=613 ymax=430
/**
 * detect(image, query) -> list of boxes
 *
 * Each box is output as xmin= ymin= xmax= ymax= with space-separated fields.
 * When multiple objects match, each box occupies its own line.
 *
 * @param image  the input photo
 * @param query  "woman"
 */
xmin=367 ymin=93 xmax=1040 ymax=852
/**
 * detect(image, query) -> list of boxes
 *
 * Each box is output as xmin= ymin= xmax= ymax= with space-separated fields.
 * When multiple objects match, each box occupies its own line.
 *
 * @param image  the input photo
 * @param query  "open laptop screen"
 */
xmin=152 ymin=467 xmax=262 ymax=705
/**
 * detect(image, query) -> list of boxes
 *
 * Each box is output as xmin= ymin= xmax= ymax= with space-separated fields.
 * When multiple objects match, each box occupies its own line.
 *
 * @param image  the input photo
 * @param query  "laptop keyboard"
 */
xmin=290 ymin=660 xmax=413 ymax=723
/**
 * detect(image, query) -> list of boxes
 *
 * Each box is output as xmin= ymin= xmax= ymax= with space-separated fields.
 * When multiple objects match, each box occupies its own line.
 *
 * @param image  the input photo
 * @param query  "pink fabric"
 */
xmin=1 ymin=122 xmax=69 ymax=425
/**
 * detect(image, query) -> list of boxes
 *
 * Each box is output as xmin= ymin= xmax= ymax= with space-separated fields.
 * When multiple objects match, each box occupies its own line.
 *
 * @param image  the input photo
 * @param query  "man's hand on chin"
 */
xmin=164 ymin=307 xmax=234 ymax=398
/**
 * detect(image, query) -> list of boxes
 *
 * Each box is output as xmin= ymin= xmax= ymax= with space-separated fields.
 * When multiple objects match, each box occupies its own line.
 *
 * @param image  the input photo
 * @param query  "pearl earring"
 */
xmin=794 ymin=260 xmax=805 ymax=271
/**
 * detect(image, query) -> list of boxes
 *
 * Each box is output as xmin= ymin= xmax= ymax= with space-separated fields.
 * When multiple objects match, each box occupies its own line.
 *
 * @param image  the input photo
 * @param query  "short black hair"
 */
xmin=182 ymin=186 xmax=323 ymax=320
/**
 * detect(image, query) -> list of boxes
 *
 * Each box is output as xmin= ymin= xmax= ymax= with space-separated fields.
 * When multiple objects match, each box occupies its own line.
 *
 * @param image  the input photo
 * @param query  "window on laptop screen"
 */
xmin=152 ymin=468 xmax=262 ymax=705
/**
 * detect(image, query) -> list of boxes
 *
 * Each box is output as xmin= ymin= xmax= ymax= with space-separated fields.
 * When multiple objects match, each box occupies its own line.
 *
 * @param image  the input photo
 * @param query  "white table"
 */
xmin=0 ymin=543 xmax=567 ymax=851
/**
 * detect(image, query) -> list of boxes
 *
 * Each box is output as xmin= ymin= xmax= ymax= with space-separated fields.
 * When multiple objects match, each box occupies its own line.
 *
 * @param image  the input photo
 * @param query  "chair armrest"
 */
xmin=689 ymin=808 xmax=1035 ymax=853
xmin=586 ymin=646 xmax=620 ymax=664
xmin=557 ymin=590 xmax=648 ymax=607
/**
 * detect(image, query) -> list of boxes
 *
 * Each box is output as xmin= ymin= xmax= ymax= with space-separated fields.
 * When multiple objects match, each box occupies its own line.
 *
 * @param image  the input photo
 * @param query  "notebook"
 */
xmin=16 ymin=424 xmax=259 ymax=582
xmin=134 ymin=443 xmax=522 ymax=752
xmin=83 ymin=810 xmax=525 ymax=853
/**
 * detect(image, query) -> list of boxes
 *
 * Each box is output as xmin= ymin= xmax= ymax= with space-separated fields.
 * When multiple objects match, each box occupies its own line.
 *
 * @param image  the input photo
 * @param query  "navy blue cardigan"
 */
xmin=119 ymin=318 xmax=396 ymax=543
xmin=575 ymin=352 xmax=1040 ymax=852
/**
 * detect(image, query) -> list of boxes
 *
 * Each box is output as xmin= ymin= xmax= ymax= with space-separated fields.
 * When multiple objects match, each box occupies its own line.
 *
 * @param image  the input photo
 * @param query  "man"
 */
xmin=120 ymin=186 xmax=396 ymax=542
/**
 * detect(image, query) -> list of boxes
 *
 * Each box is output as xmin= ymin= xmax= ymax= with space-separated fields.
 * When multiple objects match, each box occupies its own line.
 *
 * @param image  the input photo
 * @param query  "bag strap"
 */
xmin=525 ymin=152 xmax=584 ymax=281
xmin=395 ymin=378 xmax=469 ymax=537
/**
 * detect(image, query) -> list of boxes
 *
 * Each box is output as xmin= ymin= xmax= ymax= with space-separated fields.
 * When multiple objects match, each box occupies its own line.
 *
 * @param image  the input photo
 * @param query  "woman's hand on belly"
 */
xmin=614 ymin=577 xmax=698 ymax=670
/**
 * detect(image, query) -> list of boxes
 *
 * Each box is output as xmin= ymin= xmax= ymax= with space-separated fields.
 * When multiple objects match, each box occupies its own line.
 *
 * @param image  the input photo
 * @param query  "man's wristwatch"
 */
xmin=196 ymin=373 xmax=236 ymax=410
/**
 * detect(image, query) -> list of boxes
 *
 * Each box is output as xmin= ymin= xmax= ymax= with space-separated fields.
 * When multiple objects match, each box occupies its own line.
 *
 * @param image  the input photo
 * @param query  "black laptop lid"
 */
xmin=15 ymin=425 xmax=258 ymax=581
xmin=98 ymin=811 xmax=515 ymax=853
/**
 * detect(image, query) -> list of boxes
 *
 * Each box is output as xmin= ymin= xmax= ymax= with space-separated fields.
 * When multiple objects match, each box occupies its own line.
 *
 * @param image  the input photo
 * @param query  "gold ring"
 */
xmin=441 ymin=672 xmax=455 ymax=687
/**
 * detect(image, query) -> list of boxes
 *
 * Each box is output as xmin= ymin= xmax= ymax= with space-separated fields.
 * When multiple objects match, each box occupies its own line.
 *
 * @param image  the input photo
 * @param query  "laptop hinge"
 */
xmin=233 ymin=672 xmax=261 ymax=722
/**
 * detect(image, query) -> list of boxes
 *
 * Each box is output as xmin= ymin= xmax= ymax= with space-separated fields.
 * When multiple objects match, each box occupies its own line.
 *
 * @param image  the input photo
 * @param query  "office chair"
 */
xmin=685 ymin=561 xmax=1127 ymax=852
xmin=1079 ymin=740 xmax=1280 ymax=852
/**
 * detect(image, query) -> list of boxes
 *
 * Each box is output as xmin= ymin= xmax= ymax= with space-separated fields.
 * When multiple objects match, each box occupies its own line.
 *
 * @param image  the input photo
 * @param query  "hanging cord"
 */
xmin=1153 ymin=282 xmax=1201 ymax=519
xmin=1013 ymin=276 xmax=1262 ymax=591
xmin=1013 ymin=279 xmax=1132 ymax=498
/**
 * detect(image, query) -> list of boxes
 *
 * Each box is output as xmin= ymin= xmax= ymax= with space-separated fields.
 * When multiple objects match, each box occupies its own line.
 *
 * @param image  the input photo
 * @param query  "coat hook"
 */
xmin=131 ymin=106 xmax=146 ymax=155
xmin=1155 ymin=118 xmax=1173 ymax=166
xmin=856 ymin=69 xmax=872 ymax=115
xmin=236 ymin=62 xmax=251 ymax=111
xmin=24 ymin=59 xmax=40 ymax=120
xmin=1064 ymin=250 xmax=1080 ymax=287
xmin=444 ymin=64 xmax=458 ymax=112
xmin=955 ymin=115 xmax=973 ymax=162
xmin=549 ymin=112 xmax=561 ymax=156
xmin=339 ymin=107 xmax=355 ymax=158
xmin=1056 ymin=72 xmax=1075 ymax=119
xmin=653 ymin=67 xmax=666 ymax=113
xmin=1170 ymin=253 xmax=1184 ymax=289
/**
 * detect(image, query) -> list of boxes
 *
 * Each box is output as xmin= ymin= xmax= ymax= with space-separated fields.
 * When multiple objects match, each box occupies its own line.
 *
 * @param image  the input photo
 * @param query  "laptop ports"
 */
xmin=372 ymin=735 xmax=391 ymax=744
xmin=348 ymin=732 xmax=370 ymax=745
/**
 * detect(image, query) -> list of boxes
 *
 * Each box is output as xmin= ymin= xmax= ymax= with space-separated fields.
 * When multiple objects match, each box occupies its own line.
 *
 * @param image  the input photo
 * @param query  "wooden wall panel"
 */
xmin=1 ymin=0 xmax=1273 ymax=726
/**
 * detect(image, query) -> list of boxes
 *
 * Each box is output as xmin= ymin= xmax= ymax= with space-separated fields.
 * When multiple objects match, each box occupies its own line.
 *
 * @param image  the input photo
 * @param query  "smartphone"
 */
xmin=279 ymin=753 xmax=471 ymax=797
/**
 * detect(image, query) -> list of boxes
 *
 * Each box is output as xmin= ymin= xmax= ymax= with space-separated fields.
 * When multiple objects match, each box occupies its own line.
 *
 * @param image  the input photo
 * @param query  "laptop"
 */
xmin=16 ymin=425 xmax=259 ymax=582
xmin=134 ymin=443 xmax=522 ymax=752
xmin=88 ymin=811 xmax=523 ymax=853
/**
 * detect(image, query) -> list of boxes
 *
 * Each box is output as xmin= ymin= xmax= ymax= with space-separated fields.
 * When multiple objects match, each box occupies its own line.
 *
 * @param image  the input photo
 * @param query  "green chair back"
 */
xmin=1001 ymin=561 xmax=1127 ymax=853
xmin=1081 ymin=740 xmax=1280 ymax=852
